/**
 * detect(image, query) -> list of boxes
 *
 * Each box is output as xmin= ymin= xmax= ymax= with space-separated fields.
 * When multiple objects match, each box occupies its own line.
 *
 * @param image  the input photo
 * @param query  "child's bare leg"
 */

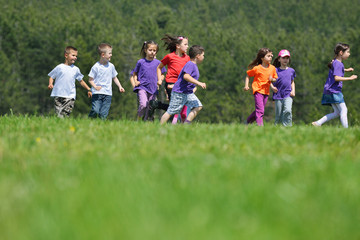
xmin=160 ymin=112 xmax=172 ymax=124
xmin=186 ymin=107 xmax=202 ymax=122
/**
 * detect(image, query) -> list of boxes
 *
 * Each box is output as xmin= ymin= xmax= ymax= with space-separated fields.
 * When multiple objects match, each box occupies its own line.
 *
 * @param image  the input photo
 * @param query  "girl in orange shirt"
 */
xmin=244 ymin=48 xmax=278 ymax=126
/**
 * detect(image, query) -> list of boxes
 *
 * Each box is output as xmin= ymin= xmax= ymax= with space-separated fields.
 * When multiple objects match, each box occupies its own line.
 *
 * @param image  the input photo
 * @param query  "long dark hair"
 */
xmin=248 ymin=48 xmax=272 ymax=69
xmin=161 ymin=34 xmax=187 ymax=53
xmin=140 ymin=40 xmax=159 ymax=58
xmin=328 ymin=43 xmax=349 ymax=69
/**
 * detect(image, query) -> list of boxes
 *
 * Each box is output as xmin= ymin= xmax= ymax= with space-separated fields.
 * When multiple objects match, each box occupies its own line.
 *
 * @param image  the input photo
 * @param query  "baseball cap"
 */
xmin=278 ymin=49 xmax=291 ymax=57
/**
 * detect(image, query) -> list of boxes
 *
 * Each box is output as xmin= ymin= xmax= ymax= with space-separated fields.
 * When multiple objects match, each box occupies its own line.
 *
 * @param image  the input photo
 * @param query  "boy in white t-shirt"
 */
xmin=48 ymin=46 xmax=92 ymax=118
xmin=88 ymin=43 xmax=125 ymax=119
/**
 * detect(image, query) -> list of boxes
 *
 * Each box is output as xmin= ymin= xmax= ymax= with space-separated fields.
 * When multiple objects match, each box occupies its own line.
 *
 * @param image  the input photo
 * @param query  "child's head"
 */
xmin=273 ymin=49 xmax=291 ymax=68
xmin=64 ymin=46 xmax=78 ymax=65
xmin=248 ymin=48 xmax=273 ymax=69
xmin=328 ymin=43 xmax=350 ymax=68
xmin=140 ymin=40 xmax=159 ymax=59
xmin=189 ymin=45 xmax=205 ymax=63
xmin=161 ymin=34 xmax=188 ymax=54
xmin=98 ymin=43 xmax=112 ymax=62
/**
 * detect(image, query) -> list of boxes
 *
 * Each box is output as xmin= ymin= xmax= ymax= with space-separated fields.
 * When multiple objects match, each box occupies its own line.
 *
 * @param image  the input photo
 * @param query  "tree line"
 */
xmin=1 ymin=0 xmax=360 ymax=124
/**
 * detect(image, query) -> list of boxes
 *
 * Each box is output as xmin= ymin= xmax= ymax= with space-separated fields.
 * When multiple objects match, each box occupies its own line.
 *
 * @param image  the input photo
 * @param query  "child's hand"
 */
xmin=94 ymin=85 xmax=102 ymax=91
xmin=290 ymin=91 xmax=295 ymax=97
xmin=243 ymin=86 xmax=250 ymax=91
xmin=271 ymin=86 xmax=278 ymax=93
xmin=198 ymin=82 xmax=206 ymax=89
xmin=157 ymin=80 xmax=162 ymax=86
xmin=87 ymin=91 xmax=92 ymax=98
xmin=48 ymin=84 xmax=54 ymax=90
xmin=269 ymin=76 xmax=276 ymax=82
xmin=350 ymin=75 xmax=358 ymax=80
xmin=135 ymin=80 xmax=140 ymax=86
xmin=346 ymin=67 xmax=354 ymax=72
xmin=119 ymin=86 xmax=125 ymax=93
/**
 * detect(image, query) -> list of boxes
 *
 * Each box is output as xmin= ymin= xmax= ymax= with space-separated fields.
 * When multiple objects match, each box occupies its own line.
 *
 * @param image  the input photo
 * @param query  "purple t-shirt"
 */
xmin=323 ymin=59 xmax=344 ymax=94
xmin=172 ymin=61 xmax=199 ymax=94
xmin=133 ymin=58 xmax=162 ymax=95
xmin=273 ymin=67 xmax=296 ymax=100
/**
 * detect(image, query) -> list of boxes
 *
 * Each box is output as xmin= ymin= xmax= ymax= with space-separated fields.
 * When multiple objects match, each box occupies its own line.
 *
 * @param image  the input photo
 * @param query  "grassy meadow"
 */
xmin=1 ymin=116 xmax=360 ymax=240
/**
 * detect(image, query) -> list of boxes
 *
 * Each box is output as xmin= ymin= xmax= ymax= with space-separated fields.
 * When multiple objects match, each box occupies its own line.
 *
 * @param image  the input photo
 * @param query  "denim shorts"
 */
xmin=167 ymin=92 xmax=202 ymax=115
xmin=321 ymin=92 xmax=344 ymax=106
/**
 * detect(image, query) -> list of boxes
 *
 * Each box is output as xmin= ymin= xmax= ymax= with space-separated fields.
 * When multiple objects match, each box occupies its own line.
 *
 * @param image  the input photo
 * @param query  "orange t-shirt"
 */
xmin=247 ymin=64 xmax=278 ymax=95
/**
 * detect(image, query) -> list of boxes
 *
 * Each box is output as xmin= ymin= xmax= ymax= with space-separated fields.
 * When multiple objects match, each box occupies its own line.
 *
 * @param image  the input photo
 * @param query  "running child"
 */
xmin=149 ymin=34 xmax=190 ymax=123
xmin=88 ymin=43 xmax=125 ymax=119
xmin=160 ymin=45 xmax=206 ymax=124
xmin=48 ymin=46 xmax=92 ymax=118
xmin=312 ymin=43 xmax=357 ymax=128
xmin=271 ymin=49 xmax=296 ymax=126
xmin=130 ymin=41 xmax=165 ymax=121
xmin=244 ymin=48 xmax=278 ymax=126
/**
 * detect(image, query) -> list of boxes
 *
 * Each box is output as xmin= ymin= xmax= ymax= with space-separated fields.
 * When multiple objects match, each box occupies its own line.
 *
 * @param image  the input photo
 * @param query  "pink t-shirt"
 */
xmin=161 ymin=52 xmax=190 ymax=83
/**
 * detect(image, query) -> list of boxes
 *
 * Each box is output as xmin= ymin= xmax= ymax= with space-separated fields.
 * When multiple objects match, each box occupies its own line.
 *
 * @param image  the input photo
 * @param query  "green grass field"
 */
xmin=1 ymin=116 xmax=360 ymax=240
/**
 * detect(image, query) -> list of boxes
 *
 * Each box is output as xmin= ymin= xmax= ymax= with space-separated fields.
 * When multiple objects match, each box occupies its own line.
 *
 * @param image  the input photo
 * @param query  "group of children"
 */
xmin=48 ymin=37 xmax=357 ymax=128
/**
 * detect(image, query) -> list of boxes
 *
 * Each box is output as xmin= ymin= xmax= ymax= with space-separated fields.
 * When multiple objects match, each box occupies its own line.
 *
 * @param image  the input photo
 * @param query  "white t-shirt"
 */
xmin=88 ymin=62 xmax=118 ymax=96
xmin=48 ymin=64 xmax=84 ymax=99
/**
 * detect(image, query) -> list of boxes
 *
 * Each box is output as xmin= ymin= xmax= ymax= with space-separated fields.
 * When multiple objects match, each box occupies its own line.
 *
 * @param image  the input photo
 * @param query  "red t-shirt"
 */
xmin=161 ymin=52 xmax=190 ymax=83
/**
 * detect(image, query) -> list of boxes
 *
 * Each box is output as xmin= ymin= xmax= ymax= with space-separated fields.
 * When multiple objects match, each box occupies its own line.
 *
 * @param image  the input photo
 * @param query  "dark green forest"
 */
xmin=1 ymin=0 xmax=360 ymax=124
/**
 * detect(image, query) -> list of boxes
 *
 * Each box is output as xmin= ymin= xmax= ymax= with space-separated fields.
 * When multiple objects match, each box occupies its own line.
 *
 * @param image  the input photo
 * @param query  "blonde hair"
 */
xmin=98 ymin=43 xmax=112 ymax=55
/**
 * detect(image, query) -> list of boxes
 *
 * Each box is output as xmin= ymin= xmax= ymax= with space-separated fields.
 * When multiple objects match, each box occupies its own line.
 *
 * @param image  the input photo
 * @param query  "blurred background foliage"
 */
xmin=1 ymin=0 xmax=360 ymax=124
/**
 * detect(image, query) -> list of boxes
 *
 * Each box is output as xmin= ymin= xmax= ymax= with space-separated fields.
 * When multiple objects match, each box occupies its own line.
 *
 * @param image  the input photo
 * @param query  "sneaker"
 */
xmin=312 ymin=122 xmax=321 ymax=127
xmin=148 ymin=100 xmax=158 ymax=118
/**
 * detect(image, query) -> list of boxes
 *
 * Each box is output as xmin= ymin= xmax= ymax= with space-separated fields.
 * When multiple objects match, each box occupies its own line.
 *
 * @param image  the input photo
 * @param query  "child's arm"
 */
xmin=183 ymin=73 xmax=206 ymax=89
xmin=130 ymin=72 xmax=140 ymax=88
xmin=79 ymin=80 xmax=92 ymax=98
xmin=243 ymin=76 xmax=250 ymax=91
xmin=334 ymin=75 xmax=358 ymax=81
xmin=345 ymin=67 xmax=354 ymax=72
xmin=113 ymin=77 xmax=125 ymax=92
xmin=290 ymin=80 xmax=295 ymax=97
xmin=270 ymin=83 xmax=278 ymax=93
xmin=157 ymin=63 xmax=165 ymax=86
xmin=48 ymin=77 xmax=54 ymax=89
xmin=88 ymin=77 xmax=102 ymax=91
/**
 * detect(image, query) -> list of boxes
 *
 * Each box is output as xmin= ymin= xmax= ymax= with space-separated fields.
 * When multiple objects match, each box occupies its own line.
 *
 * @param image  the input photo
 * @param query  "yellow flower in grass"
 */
xmin=69 ymin=126 xmax=76 ymax=133
xmin=35 ymin=137 xmax=41 ymax=143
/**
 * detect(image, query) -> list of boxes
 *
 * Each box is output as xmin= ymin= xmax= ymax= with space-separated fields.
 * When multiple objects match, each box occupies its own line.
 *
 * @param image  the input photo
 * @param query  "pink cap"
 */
xmin=278 ymin=49 xmax=290 ymax=57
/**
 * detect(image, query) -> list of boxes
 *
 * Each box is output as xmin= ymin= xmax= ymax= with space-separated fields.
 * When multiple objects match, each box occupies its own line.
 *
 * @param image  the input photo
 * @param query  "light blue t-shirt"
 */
xmin=89 ymin=61 xmax=118 ymax=96
xmin=48 ymin=64 xmax=84 ymax=99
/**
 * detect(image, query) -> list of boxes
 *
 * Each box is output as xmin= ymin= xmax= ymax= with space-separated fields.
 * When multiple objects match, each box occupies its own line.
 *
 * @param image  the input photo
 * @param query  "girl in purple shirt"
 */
xmin=131 ymin=41 xmax=165 ymax=121
xmin=271 ymin=49 xmax=296 ymax=126
xmin=312 ymin=43 xmax=357 ymax=128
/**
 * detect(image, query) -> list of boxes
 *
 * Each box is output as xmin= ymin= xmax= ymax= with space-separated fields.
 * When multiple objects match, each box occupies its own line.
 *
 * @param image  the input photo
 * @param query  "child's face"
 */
xmin=177 ymin=38 xmax=189 ymax=54
xmin=341 ymin=49 xmax=351 ymax=60
xmin=279 ymin=56 xmax=290 ymax=66
xmin=145 ymin=44 xmax=157 ymax=60
xmin=196 ymin=52 xmax=205 ymax=64
xmin=65 ymin=50 xmax=78 ymax=65
xmin=262 ymin=52 xmax=273 ymax=64
xmin=101 ymin=47 xmax=113 ymax=62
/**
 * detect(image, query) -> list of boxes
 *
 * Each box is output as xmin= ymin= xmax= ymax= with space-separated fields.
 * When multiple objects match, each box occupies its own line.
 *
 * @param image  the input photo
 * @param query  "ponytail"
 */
xmin=328 ymin=43 xmax=349 ymax=69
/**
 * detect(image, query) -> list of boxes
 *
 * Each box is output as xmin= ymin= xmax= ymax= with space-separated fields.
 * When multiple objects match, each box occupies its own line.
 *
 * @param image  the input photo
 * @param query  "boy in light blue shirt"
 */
xmin=48 ymin=46 xmax=92 ymax=118
xmin=88 ymin=43 xmax=125 ymax=119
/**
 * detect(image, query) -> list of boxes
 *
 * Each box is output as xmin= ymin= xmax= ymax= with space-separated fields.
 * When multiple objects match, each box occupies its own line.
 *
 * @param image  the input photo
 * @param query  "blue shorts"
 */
xmin=321 ymin=92 xmax=344 ymax=106
xmin=167 ymin=92 xmax=202 ymax=115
